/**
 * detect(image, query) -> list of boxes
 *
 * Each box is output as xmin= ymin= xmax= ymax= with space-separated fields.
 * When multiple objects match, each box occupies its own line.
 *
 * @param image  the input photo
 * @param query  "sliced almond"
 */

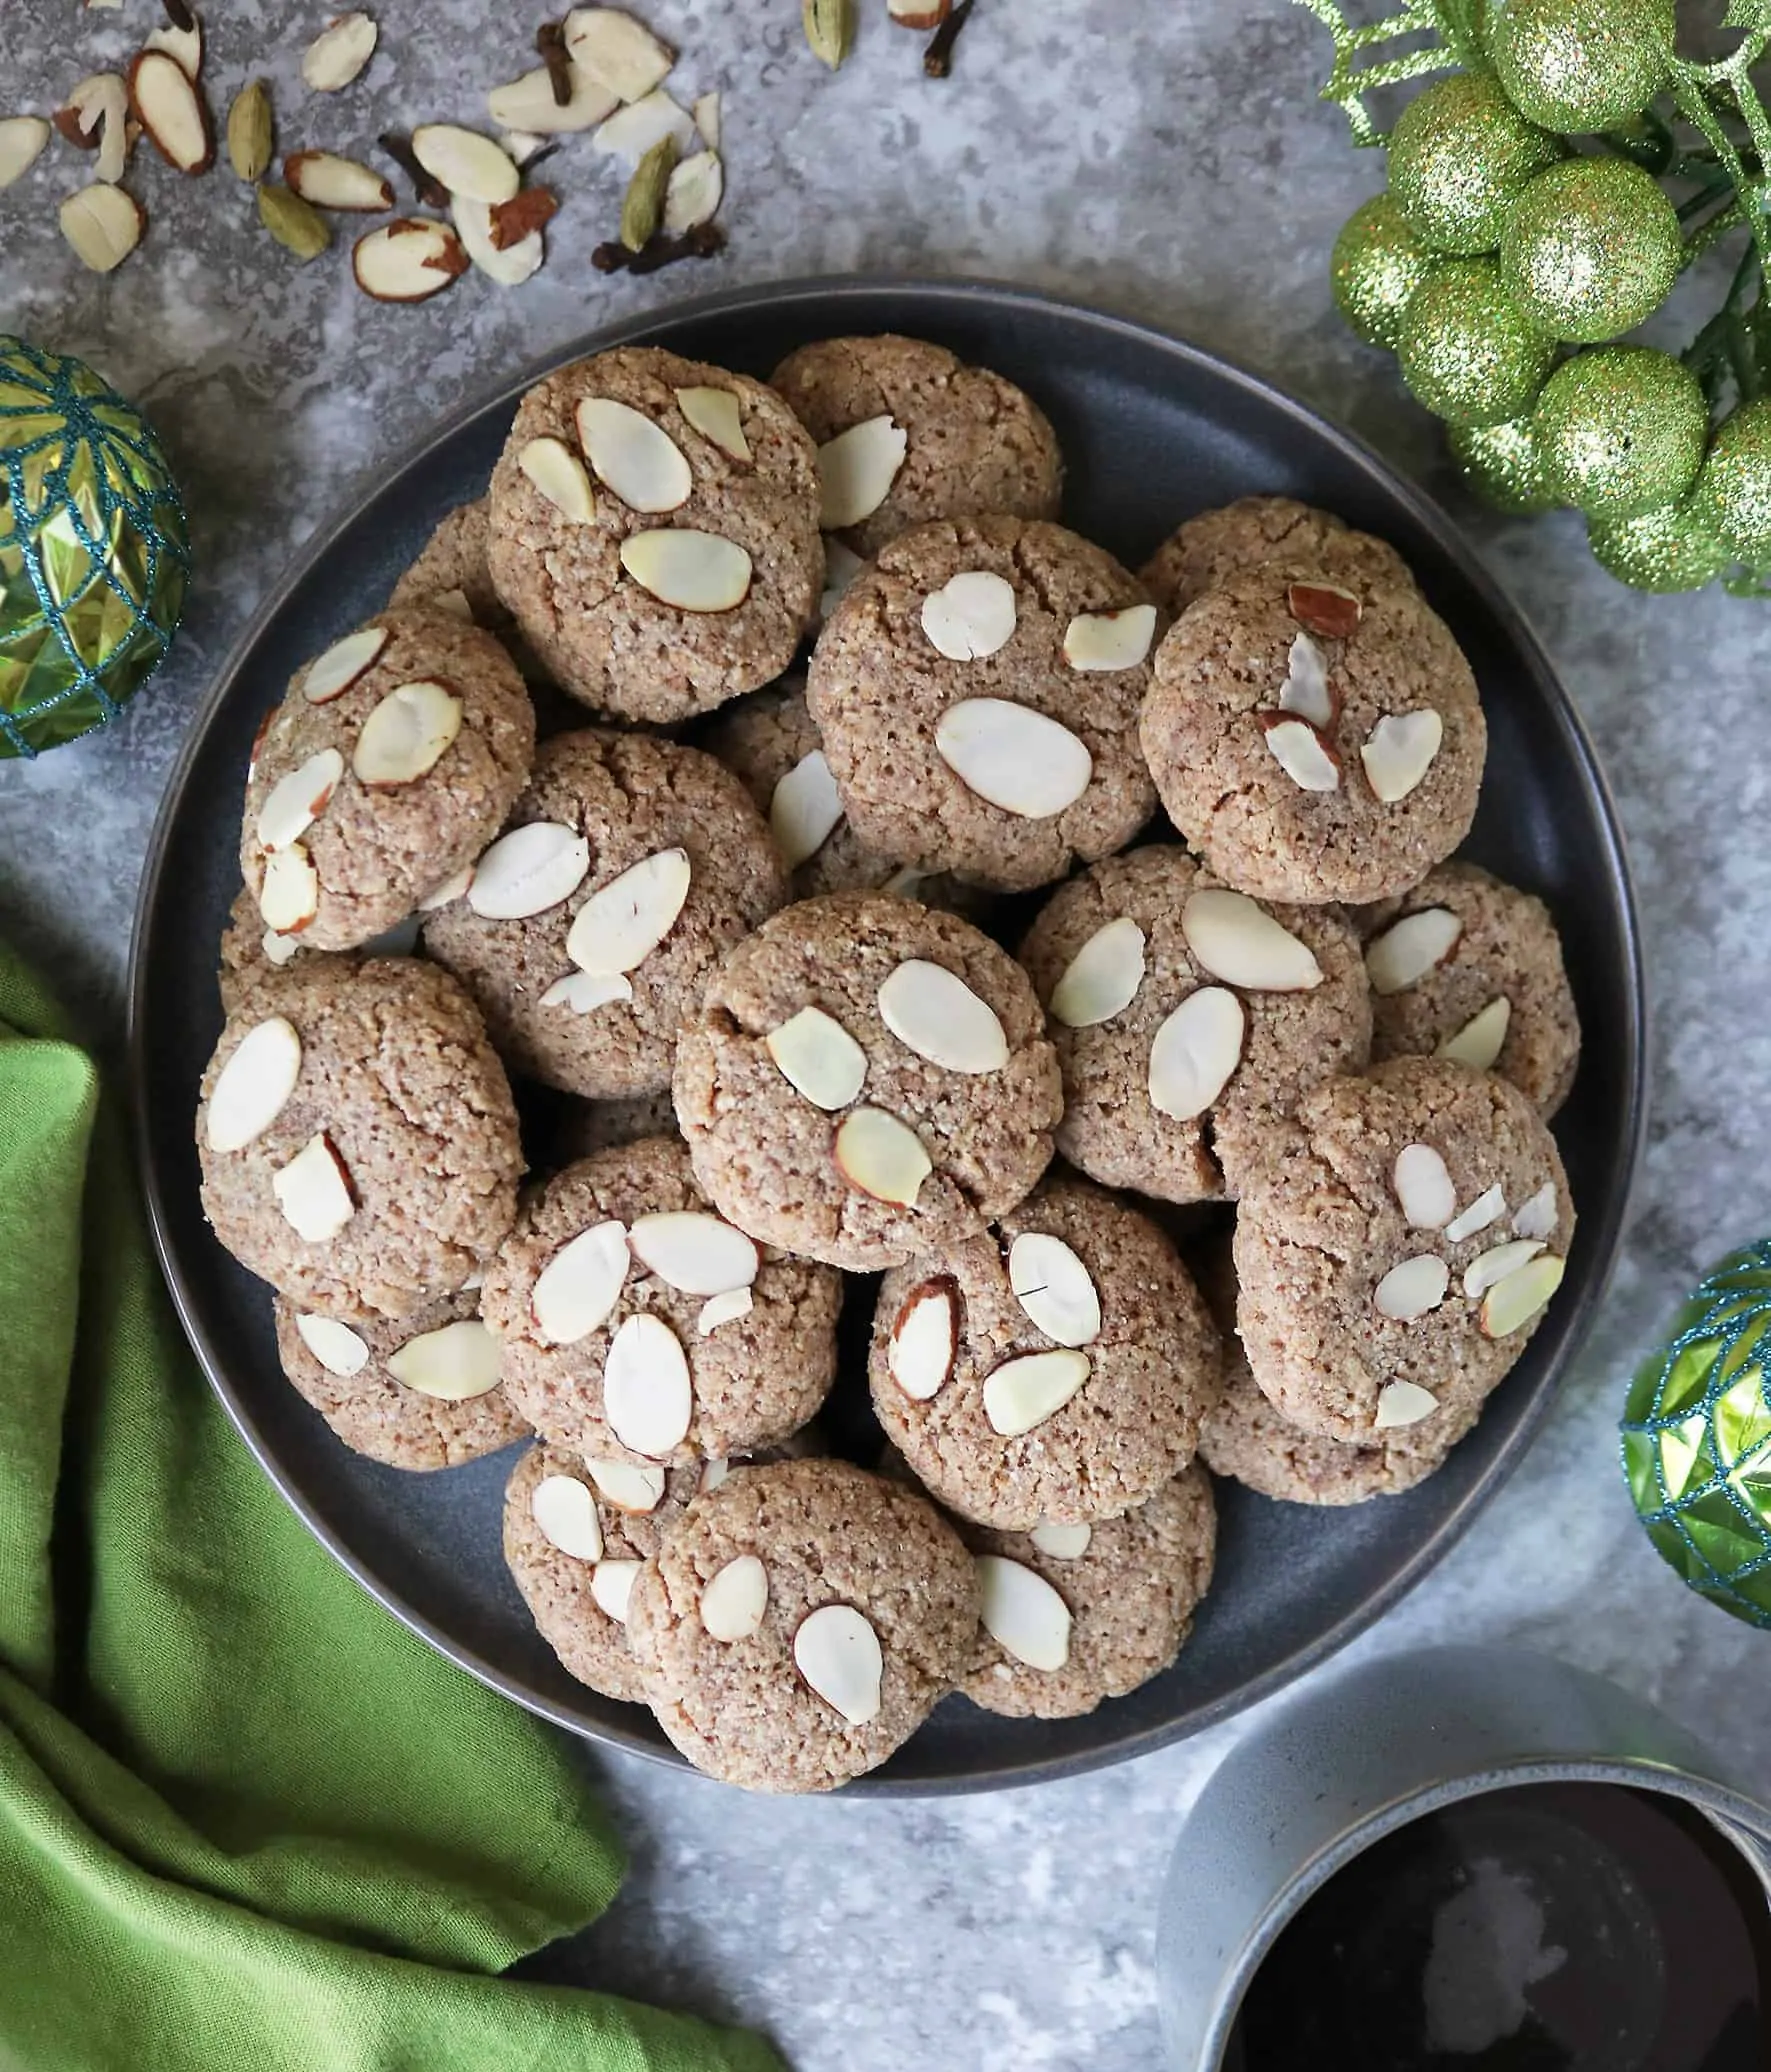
xmin=590 ymin=1558 xmax=641 ymax=1622
xmin=294 ymin=1312 xmax=369 ymax=1377
xmin=793 ymin=1603 xmax=882 ymax=1724
xmin=489 ymin=64 xmax=618 ymax=135
xmin=663 ymin=148 xmax=722 ymax=234
xmin=540 ymin=970 xmax=632 ymax=1014
xmin=351 ymin=680 xmax=462 ymax=787
xmin=698 ymin=1457 xmax=730 ymax=1495
xmin=1028 ymin=1520 xmax=1091 ymax=1560
xmin=206 ymin=1016 xmax=302 ymax=1152
xmin=877 ymin=959 xmax=1008 ymax=1075
xmin=145 ymin=21 xmax=203 ymax=81
xmin=700 ymin=1554 xmax=768 ymax=1642
xmin=587 ymin=1458 xmax=665 ymax=1512
xmin=1438 ymin=996 xmax=1511 ymax=1072
xmin=0 ymin=117 xmax=51 ymax=192
xmin=1444 ymin=1184 xmax=1506 ymax=1244
xmin=387 ymin=1318 xmax=502 ymax=1400
xmin=833 ymin=1107 xmax=931 ymax=1207
xmin=285 ymin=150 xmax=394 ymax=212
xmin=1182 ymin=889 xmax=1323 ymax=992
xmin=1278 ymin=631 xmax=1336 ymax=729
xmin=303 ymin=625 xmax=387 ymax=704
xmin=263 ymin=928 xmax=302 ymax=966
xmin=129 ymin=50 xmax=213 ymax=174
xmin=566 ymin=7 xmax=676 ymax=100
xmin=692 ymin=91 xmax=720 ymax=150
xmin=889 ymin=1276 xmax=958 ymax=1400
xmin=698 ymin=1287 xmax=753 ymax=1334
xmin=1049 ymin=916 xmax=1145 ymax=1028
xmin=453 ymin=194 xmax=544 ymax=288
xmin=591 ymin=87 xmax=696 ymax=165
xmin=1361 ymin=710 xmax=1444 ymax=803
xmin=256 ymin=747 xmax=343 ymax=853
xmin=1288 ymin=581 xmax=1362 ymax=639
xmin=934 ymin=698 xmax=1092 ymax=819
xmin=66 ymin=74 xmax=130 ymax=185
xmin=921 ymin=569 xmax=1016 ymax=661
xmin=431 ymin=587 xmax=474 ymax=623
xmin=1463 ymin=1237 xmax=1546 ymax=1300
xmin=488 ymin=185 xmax=560 ymax=249
xmin=1373 ymin=1254 xmax=1450 ymax=1322
xmin=1480 ymin=1253 xmax=1564 ymax=1337
xmin=770 ymin=749 xmax=843 ymax=870
xmin=467 ymin=822 xmax=591 ymax=919
xmin=976 ymin=1555 xmax=1071 ymax=1671
xmin=352 ymin=219 xmax=469 ymax=303
xmin=531 ymin=1473 xmax=604 ymax=1561
xmin=1366 ymin=908 xmax=1462 ymax=995
xmin=674 ymin=384 xmax=749 ymax=462
xmin=602 ymin=1311 xmax=692 ymax=1457
xmin=531 ymin=1219 xmax=629 ymax=1345
xmin=302 ymin=12 xmax=378 ymax=91
xmin=1374 ymin=1379 xmax=1438 ymax=1430
xmin=1008 ymin=1233 xmax=1100 ymax=1348
xmin=1513 ymin=1182 xmax=1559 ymax=1242
xmin=889 ymin=0 xmax=951 ymax=24
xmin=819 ymin=539 xmax=865 ymax=625
xmin=271 ymin=1132 xmax=355 ymax=1242
xmin=1259 ymin=713 xmax=1341 ymax=793
xmin=818 ymin=416 xmax=907 ymax=531
xmin=629 ymin=1210 xmax=759 ymax=1296
xmin=517 ymin=437 xmax=595 ymax=521
xmin=412 ymin=123 xmax=519 ymax=206
xmin=619 ymin=530 xmax=752 ymax=612
xmin=1393 ymin=1143 xmax=1456 ymax=1231
xmin=1147 ymin=985 xmax=1246 ymax=1121
xmin=566 ymin=847 xmax=692 ymax=975
xmin=58 ymin=183 xmax=144 ymax=273
xmin=982 ymin=1348 xmax=1090 ymax=1437
xmin=576 ymin=397 xmax=692 ymax=513
xmin=1062 ymin=604 xmax=1156 ymax=673
xmin=765 ymin=1006 xmax=867 ymax=1110
xmin=258 ymin=844 xmax=320 ymax=934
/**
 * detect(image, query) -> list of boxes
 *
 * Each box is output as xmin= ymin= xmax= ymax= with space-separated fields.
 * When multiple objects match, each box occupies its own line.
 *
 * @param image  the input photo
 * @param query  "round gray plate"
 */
xmin=128 ymin=277 xmax=1645 ymax=1793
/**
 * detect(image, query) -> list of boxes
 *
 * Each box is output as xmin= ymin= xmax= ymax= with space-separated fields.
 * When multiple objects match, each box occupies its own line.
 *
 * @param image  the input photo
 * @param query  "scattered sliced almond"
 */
xmin=256 ymin=747 xmax=343 ymax=853
xmin=590 ymin=1559 xmax=641 ymax=1622
xmin=540 ymin=970 xmax=632 ymax=1014
xmin=1008 ymin=1233 xmax=1101 ymax=1348
xmin=467 ymin=822 xmax=591 ymax=918
xmin=412 ymin=123 xmax=519 ymax=206
xmin=258 ymin=843 xmax=320 ymax=933
xmin=58 ymin=183 xmax=144 ymax=273
xmin=693 ymin=91 xmax=720 ymax=150
xmin=1147 ymin=986 xmax=1246 ymax=1121
xmin=1260 ymin=713 xmax=1341 ymax=792
xmin=488 ymin=185 xmax=561 ymax=249
xmin=794 ymin=1603 xmax=882 ymax=1723
xmin=769 ymin=750 xmax=843 ymax=870
xmin=602 ymin=1311 xmax=693 ymax=1457
xmin=1373 ymin=1253 xmax=1450 ymax=1322
xmin=272 ymin=1132 xmax=355 ymax=1242
xmin=833 ymin=1107 xmax=931 ymax=1207
xmin=619 ymin=529 xmax=752 ymax=611
xmin=1480 ymin=1253 xmax=1564 ymax=1337
xmin=889 ymin=1276 xmax=957 ymax=1400
xmin=1374 ymin=1379 xmax=1438 ymax=1430
xmin=700 ymin=1554 xmax=768 ymax=1643
xmin=1182 ymin=889 xmax=1323 ymax=992
xmin=1049 ymin=916 xmax=1145 ymax=1028
xmin=566 ymin=6 xmax=677 ymax=100
xmin=262 ymin=928 xmax=302 ymax=966
xmin=1288 ymin=581 xmax=1361 ymax=639
xmin=531 ymin=1219 xmax=629 ymax=1344
xmin=145 ymin=20 xmax=203 ymax=82
xmin=889 ymin=0 xmax=951 ymax=24
xmin=934 ymin=699 xmax=1092 ymax=819
xmin=488 ymin=64 xmax=619 ymax=135
xmin=877 ymin=959 xmax=1008 ymax=1075
xmin=303 ymin=625 xmax=387 ymax=703
xmin=129 ymin=51 xmax=212 ymax=174
xmin=663 ymin=148 xmax=722 ymax=234
xmin=66 ymin=74 xmax=130 ymax=186
xmin=352 ymin=219 xmax=469 ymax=302
xmin=629 ymin=1210 xmax=759 ymax=1297
xmin=302 ymin=12 xmax=378 ymax=91
xmin=1513 ymin=1182 xmax=1559 ymax=1242
xmin=818 ymin=416 xmax=907 ymax=531
xmin=1444 ymin=1184 xmax=1506 ymax=1244
xmin=819 ymin=539 xmax=865 ymax=624
xmin=1029 ymin=1520 xmax=1091 ymax=1560
xmin=517 ymin=435 xmax=595 ymax=520
xmin=387 ymin=1318 xmax=502 ymax=1400
xmin=1366 ymin=908 xmax=1462 ymax=995
xmin=1463 ymin=1237 xmax=1546 ymax=1300
xmin=453 ymin=194 xmax=544 ymax=288
xmin=976 ymin=1555 xmax=1071 ymax=1671
xmin=294 ymin=1311 xmax=369 ymax=1377
xmin=0 ymin=116 xmax=50 ymax=191
xmin=673 ymin=384 xmax=748 ymax=463
xmin=1438 ymin=996 xmax=1511 ymax=1072
xmin=1393 ymin=1142 xmax=1457 ymax=1230
xmin=575 ymin=397 xmax=692 ymax=513
xmin=531 ymin=1474 xmax=604 ymax=1561
xmin=1361 ymin=710 xmax=1444 ymax=803
xmin=351 ymin=680 xmax=461 ymax=787
xmin=921 ymin=569 xmax=1016 ymax=660
xmin=983 ymin=1348 xmax=1090 ymax=1437
xmin=1278 ymin=632 xmax=1335 ymax=728
xmin=765 ymin=1005 xmax=867 ymax=1110
xmin=1062 ymin=604 xmax=1157 ymax=673
xmin=698 ymin=1287 xmax=753 ymax=1335
xmin=587 ymin=1458 xmax=665 ymax=1512
xmin=206 ymin=1016 xmax=302 ymax=1153
xmin=698 ymin=1457 xmax=730 ymax=1495
xmin=430 ymin=587 xmax=474 ymax=622
xmin=593 ymin=88 xmax=696 ymax=165
xmin=566 ymin=847 xmax=692 ymax=975
xmin=285 ymin=149 xmax=393 ymax=212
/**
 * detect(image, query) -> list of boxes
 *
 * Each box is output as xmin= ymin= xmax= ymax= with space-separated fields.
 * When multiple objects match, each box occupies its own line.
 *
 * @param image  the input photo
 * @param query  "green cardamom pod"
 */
xmin=227 ymin=80 xmax=274 ymax=183
xmin=803 ymin=0 xmax=854 ymax=69
xmin=258 ymin=182 xmax=330 ymax=262
xmin=620 ymin=136 xmax=678 ymax=253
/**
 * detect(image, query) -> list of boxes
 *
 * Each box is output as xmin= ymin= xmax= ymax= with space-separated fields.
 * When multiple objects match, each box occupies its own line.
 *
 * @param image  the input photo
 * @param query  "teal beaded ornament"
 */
xmin=0 ymin=336 xmax=190 ymax=758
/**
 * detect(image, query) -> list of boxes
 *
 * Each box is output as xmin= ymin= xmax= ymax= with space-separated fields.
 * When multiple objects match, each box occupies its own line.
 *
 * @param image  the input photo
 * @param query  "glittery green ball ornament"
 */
xmin=1531 ymin=346 xmax=1707 ymax=516
xmin=1332 ymin=194 xmax=1438 ymax=351
xmin=1387 ymin=71 xmax=1562 ymax=255
xmin=1692 ymin=397 xmax=1771 ymax=564
xmin=1397 ymin=258 xmax=1559 ymax=426
xmin=1487 ymin=0 xmax=1674 ymax=134
xmin=1621 ymin=1242 xmax=1771 ymax=1626
xmin=1587 ymin=497 xmax=1730 ymax=591
xmin=0 ymin=336 xmax=189 ymax=758
xmin=1449 ymin=415 xmax=1561 ymax=513
xmin=1500 ymin=155 xmax=1681 ymax=343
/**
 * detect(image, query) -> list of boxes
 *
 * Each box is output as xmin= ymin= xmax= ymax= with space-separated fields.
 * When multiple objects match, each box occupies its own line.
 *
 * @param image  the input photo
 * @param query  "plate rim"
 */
xmin=126 ymin=271 xmax=1648 ymax=1795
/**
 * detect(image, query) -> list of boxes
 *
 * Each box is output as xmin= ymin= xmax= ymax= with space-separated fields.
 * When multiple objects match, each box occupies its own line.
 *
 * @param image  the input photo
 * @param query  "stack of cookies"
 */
xmin=194 ymin=332 xmax=1580 ymax=1793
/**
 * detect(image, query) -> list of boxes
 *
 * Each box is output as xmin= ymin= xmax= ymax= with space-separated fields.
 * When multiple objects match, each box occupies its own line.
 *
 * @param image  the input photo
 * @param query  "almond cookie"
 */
xmin=625 ymin=1458 xmax=980 ymax=1793
xmin=486 ymin=345 xmax=822 ymax=723
xmin=770 ymin=333 xmax=1063 ymax=560
xmin=196 ymin=957 xmax=522 ymax=1319
xmin=674 ymin=892 xmax=1061 ymax=1272
xmin=1357 ymin=861 xmax=1580 ymax=1117
xmin=1234 ymin=1057 xmax=1576 ymax=1443
xmin=422 ymin=727 xmax=785 ymax=1099
xmin=959 ymin=1463 xmax=1217 ymax=1718
xmin=241 ymin=607 xmax=536 ymax=952
xmin=807 ymin=517 xmax=1159 ymax=893
xmin=479 ymin=1135 xmax=841 ymax=1468
xmin=1139 ymin=495 xmax=1414 ymax=615
xmin=389 ymin=498 xmax=510 ymax=628
xmin=1017 ymin=843 xmax=1372 ymax=1203
xmin=870 ymin=1174 xmax=1222 ymax=1529
xmin=1142 ymin=563 xmax=1485 ymax=905
xmin=218 ymin=883 xmax=341 ymax=1015
xmin=273 ymin=1285 xmax=526 ymax=1470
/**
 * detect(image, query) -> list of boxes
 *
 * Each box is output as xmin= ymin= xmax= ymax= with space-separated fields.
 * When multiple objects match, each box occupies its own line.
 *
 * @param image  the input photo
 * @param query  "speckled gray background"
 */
xmin=5 ymin=3 xmax=1770 ymax=2067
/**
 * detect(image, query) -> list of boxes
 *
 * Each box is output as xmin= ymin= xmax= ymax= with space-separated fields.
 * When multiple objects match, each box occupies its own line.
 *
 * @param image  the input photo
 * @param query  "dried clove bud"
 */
xmin=163 ymin=0 xmax=197 ymax=31
xmin=924 ymin=0 xmax=975 ymax=77
xmin=592 ymin=222 xmax=725 ymax=276
xmin=378 ymin=130 xmax=448 ymax=209
xmin=535 ymin=20 xmax=573 ymax=108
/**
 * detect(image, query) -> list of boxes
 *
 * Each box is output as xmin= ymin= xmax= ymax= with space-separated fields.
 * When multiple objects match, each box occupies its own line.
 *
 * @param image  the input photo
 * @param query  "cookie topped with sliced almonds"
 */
xmin=1138 ymin=494 xmax=1415 ymax=615
xmin=389 ymin=497 xmax=512 ymax=630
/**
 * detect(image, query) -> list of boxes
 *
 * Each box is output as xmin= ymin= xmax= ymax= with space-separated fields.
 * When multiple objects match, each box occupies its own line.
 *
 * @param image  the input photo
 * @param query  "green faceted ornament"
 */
xmin=1531 ymin=346 xmax=1707 ymax=516
xmin=1397 ymin=257 xmax=1559 ymax=427
xmin=1587 ymin=497 xmax=1729 ymax=591
xmin=0 ymin=336 xmax=189 ymax=758
xmin=1622 ymin=1241 xmax=1771 ymax=1627
xmin=1500 ymin=155 xmax=1680 ymax=343
xmin=1332 ymin=193 xmax=1438 ymax=351
xmin=1387 ymin=71 xmax=1562 ymax=256
xmin=1692 ymin=397 xmax=1771 ymax=564
xmin=1449 ymin=415 xmax=1561 ymax=514
xmin=1487 ymin=0 xmax=1674 ymax=134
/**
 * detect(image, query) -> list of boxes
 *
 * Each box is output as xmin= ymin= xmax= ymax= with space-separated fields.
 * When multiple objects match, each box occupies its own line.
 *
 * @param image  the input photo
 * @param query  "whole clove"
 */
xmin=379 ymin=131 xmax=449 ymax=209
xmin=923 ymin=0 xmax=974 ymax=77
xmin=592 ymin=223 xmax=726 ymax=276
xmin=536 ymin=20 xmax=574 ymax=108
xmin=163 ymin=0 xmax=197 ymax=32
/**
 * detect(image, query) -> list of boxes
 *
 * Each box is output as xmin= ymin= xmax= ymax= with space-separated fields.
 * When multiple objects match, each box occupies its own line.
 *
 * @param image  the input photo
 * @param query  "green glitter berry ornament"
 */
xmin=1387 ymin=71 xmax=1562 ymax=255
xmin=1332 ymin=193 xmax=1438 ymax=351
xmin=1397 ymin=257 xmax=1559 ymax=426
xmin=1487 ymin=0 xmax=1674 ymax=135
xmin=1500 ymin=155 xmax=1681 ymax=343
xmin=1531 ymin=346 xmax=1707 ymax=516
xmin=1588 ymin=498 xmax=1729 ymax=591
xmin=1449 ymin=416 xmax=1561 ymax=514
xmin=1692 ymin=397 xmax=1771 ymax=564
xmin=0 ymin=336 xmax=189 ymax=758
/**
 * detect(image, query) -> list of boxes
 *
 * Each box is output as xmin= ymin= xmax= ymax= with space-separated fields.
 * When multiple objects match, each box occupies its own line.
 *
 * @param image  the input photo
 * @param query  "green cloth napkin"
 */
xmin=0 ymin=945 xmax=779 ymax=2072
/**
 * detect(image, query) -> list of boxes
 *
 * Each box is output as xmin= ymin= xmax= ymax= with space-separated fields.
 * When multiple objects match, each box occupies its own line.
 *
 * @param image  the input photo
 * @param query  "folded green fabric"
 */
xmin=0 ymin=946 xmax=779 ymax=2072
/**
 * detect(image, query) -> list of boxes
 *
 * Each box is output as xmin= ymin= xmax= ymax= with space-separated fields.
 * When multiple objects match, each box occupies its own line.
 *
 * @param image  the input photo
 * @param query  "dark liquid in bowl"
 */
xmin=1229 ymin=1783 xmax=1771 ymax=2072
